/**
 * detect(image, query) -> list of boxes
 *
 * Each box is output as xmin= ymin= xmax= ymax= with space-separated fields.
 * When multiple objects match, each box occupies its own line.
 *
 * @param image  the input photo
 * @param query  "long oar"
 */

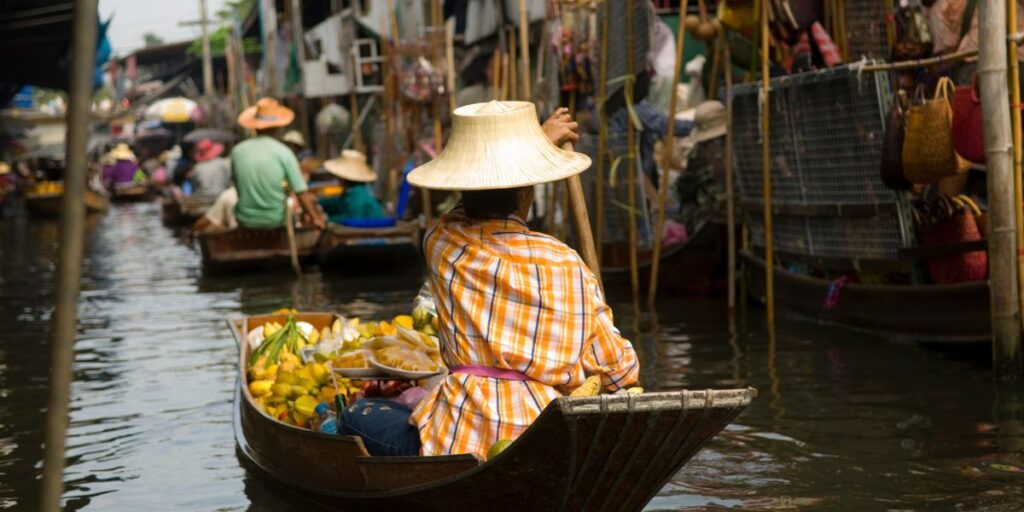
xmin=285 ymin=195 xmax=301 ymax=276
xmin=564 ymin=142 xmax=603 ymax=293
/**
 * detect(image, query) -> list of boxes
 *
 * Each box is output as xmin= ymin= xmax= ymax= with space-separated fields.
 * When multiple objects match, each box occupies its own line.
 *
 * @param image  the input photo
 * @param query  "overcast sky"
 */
xmin=99 ymin=0 xmax=232 ymax=55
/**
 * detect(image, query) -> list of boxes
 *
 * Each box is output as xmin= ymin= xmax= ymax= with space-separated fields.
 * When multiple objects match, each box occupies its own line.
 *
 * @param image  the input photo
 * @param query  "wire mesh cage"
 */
xmin=731 ymin=65 xmax=909 ymax=264
xmin=844 ymin=0 xmax=890 ymax=61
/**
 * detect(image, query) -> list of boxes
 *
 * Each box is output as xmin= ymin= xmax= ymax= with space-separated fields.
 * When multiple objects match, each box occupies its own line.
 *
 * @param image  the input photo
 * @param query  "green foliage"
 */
xmin=186 ymin=0 xmax=260 ymax=57
xmin=143 ymin=32 xmax=165 ymax=47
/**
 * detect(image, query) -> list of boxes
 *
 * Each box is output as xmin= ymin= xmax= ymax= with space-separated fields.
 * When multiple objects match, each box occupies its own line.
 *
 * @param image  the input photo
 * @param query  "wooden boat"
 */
xmin=199 ymin=226 xmax=321 ymax=273
xmin=110 ymin=183 xmax=153 ymax=202
xmin=24 ymin=187 xmax=109 ymax=216
xmin=161 ymin=196 xmax=215 ymax=226
xmin=231 ymin=312 xmax=755 ymax=512
xmin=317 ymin=221 xmax=421 ymax=270
xmin=601 ymin=222 xmax=728 ymax=295
xmin=742 ymin=250 xmax=991 ymax=342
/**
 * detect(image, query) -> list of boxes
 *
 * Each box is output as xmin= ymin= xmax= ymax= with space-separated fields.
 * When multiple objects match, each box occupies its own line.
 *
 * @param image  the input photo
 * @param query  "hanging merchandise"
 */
xmin=717 ymin=0 xmax=756 ymax=32
xmin=891 ymin=5 xmax=933 ymax=61
xmin=951 ymin=78 xmax=985 ymax=164
xmin=685 ymin=0 xmax=722 ymax=42
xmin=768 ymin=0 xmax=823 ymax=43
xmin=880 ymin=92 xmax=913 ymax=191
xmin=901 ymin=78 xmax=971 ymax=184
xmin=913 ymin=195 xmax=987 ymax=284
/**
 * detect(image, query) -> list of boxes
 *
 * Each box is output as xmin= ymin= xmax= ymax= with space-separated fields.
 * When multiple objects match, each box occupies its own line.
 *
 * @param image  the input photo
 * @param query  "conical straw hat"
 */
xmin=324 ymin=149 xmax=377 ymax=182
xmin=237 ymin=97 xmax=295 ymax=130
xmin=407 ymin=101 xmax=591 ymax=190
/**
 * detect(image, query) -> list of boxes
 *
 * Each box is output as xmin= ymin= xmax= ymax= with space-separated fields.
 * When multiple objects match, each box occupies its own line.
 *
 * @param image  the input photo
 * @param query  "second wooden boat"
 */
xmin=317 ymin=221 xmax=421 ymax=270
xmin=199 ymin=227 xmax=321 ymax=273
xmin=24 ymin=187 xmax=109 ymax=217
xmin=231 ymin=312 xmax=756 ymax=512
xmin=742 ymin=250 xmax=991 ymax=342
xmin=110 ymin=183 xmax=153 ymax=202
xmin=601 ymin=222 xmax=728 ymax=295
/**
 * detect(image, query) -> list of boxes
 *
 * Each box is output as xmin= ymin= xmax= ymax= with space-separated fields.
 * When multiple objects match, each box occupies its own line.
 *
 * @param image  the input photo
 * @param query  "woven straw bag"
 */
xmin=902 ymin=78 xmax=971 ymax=184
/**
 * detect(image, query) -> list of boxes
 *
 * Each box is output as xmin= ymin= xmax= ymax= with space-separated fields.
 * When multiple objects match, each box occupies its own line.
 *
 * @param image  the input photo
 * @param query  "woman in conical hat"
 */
xmin=337 ymin=102 xmax=640 ymax=459
xmin=318 ymin=149 xmax=387 ymax=225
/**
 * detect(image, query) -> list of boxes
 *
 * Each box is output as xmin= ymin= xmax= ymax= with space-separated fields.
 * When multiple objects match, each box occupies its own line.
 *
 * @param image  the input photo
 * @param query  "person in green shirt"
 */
xmin=318 ymin=149 xmax=387 ymax=224
xmin=232 ymin=98 xmax=325 ymax=230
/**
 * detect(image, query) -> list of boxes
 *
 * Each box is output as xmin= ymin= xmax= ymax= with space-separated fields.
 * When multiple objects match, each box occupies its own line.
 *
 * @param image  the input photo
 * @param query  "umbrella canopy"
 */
xmin=183 ymin=128 xmax=236 ymax=144
xmin=145 ymin=97 xmax=199 ymax=123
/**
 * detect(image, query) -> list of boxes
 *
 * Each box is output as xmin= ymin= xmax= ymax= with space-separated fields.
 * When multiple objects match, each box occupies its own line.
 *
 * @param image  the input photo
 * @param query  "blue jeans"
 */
xmin=339 ymin=398 xmax=421 ymax=456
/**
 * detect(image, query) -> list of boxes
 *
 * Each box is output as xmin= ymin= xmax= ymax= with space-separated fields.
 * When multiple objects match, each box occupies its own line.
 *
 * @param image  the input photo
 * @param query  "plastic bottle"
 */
xmin=314 ymin=402 xmax=338 ymax=435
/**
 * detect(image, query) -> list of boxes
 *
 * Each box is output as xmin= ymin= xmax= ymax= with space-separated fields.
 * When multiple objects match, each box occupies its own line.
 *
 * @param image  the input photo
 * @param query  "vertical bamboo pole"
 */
xmin=519 ymin=0 xmax=531 ymax=100
xmin=446 ymin=17 xmax=457 ymax=113
xmin=509 ymin=26 xmax=519 ymax=99
xmin=290 ymin=0 xmax=311 ymax=147
xmin=1009 ymin=0 xmax=1024 ymax=336
xmin=261 ymin=0 xmax=279 ymax=95
xmin=493 ymin=51 xmax=503 ymax=100
xmin=723 ymin=33 xmax=738 ymax=313
xmin=625 ymin=0 xmax=640 ymax=301
xmin=595 ymin=0 xmax=609 ymax=264
xmin=760 ymin=0 xmax=775 ymax=333
xmin=41 ymin=1 xmax=96 ymax=509
xmin=979 ymin=0 xmax=1023 ymax=381
xmin=648 ymin=0 xmax=690 ymax=303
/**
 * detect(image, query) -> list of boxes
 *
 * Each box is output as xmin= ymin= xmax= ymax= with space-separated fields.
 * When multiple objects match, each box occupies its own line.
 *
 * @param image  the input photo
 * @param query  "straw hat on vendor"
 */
xmin=237 ymin=97 xmax=295 ymax=132
xmin=408 ymin=101 xmax=589 ymax=191
xmin=109 ymin=143 xmax=136 ymax=161
xmin=687 ymin=100 xmax=727 ymax=144
xmin=324 ymin=149 xmax=377 ymax=183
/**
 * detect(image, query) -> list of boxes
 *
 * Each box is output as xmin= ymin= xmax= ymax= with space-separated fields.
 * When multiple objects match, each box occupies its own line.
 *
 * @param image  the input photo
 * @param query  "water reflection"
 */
xmin=0 ymin=202 xmax=1021 ymax=510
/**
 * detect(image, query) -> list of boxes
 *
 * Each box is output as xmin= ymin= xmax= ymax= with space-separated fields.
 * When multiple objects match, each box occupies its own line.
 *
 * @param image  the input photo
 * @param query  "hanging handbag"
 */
xmin=880 ymin=92 xmax=912 ymax=191
xmin=915 ymin=195 xmax=988 ymax=284
xmin=951 ymin=78 xmax=985 ymax=164
xmin=902 ymin=78 xmax=972 ymax=184
xmin=891 ymin=6 xmax=933 ymax=61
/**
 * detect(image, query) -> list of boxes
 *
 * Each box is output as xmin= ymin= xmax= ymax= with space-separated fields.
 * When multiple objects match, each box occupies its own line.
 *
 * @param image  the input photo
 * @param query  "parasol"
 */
xmin=144 ymin=97 xmax=200 ymax=123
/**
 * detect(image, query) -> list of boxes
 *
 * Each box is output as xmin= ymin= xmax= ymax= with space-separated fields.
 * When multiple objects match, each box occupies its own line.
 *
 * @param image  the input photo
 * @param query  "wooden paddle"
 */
xmin=563 ymin=142 xmax=603 ymax=293
xmin=284 ymin=196 xmax=302 ymax=276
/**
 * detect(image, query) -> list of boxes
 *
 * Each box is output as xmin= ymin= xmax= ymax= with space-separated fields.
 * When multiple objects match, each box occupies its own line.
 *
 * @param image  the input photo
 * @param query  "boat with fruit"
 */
xmin=110 ymin=183 xmax=153 ymax=202
xmin=317 ymin=220 xmax=421 ymax=270
xmin=161 ymin=195 xmax=215 ymax=226
xmin=24 ymin=181 xmax=109 ymax=216
xmin=198 ymin=226 xmax=321 ymax=273
xmin=231 ymin=310 xmax=756 ymax=512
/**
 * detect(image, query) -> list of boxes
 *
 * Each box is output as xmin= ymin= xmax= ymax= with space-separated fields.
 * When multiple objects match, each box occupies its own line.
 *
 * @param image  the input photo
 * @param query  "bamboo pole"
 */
xmin=859 ymin=49 xmax=978 ymax=72
xmin=625 ymin=0 xmax=640 ymax=301
xmin=648 ymin=0 xmax=690 ymax=304
xmin=493 ymin=51 xmax=503 ymax=100
xmin=979 ymin=0 xmax=1023 ymax=381
xmin=723 ymin=32 xmax=738 ymax=313
xmin=446 ymin=17 xmax=457 ymax=114
xmin=290 ymin=0 xmax=311 ymax=148
xmin=760 ymin=0 xmax=775 ymax=333
xmin=519 ymin=0 xmax=531 ymax=100
xmin=595 ymin=0 xmax=609 ymax=264
xmin=41 ymin=1 xmax=96 ymax=509
xmin=1009 ymin=0 xmax=1024 ymax=336
xmin=261 ymin=0 xmax=279 ymax=95
xmin=509 ymin=26 xmax=518 ymax=99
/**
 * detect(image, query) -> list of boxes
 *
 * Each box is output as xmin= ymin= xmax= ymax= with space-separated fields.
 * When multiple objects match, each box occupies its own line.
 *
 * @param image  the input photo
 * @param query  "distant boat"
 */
xmin=161 ymin=195 xmax=214 ymax=226
xmin=601 ymin=221 xmax=729 ymax=295
xmin=23 ymin=182 xmax=109 ymax=217
xmin=317 ymin=220 xmax=421 ymax=271
xmin=109 ymin=183 xmax=153 ymax=202
xmin=230 ymin=311 xmax=756 ymax=512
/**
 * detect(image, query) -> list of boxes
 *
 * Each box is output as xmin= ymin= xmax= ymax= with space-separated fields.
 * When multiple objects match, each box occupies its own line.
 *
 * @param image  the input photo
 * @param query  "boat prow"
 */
xmin=231 ymin=313 xmax=756 ymax=511
xmin=199 ymin=227 xmax=321 ymax=273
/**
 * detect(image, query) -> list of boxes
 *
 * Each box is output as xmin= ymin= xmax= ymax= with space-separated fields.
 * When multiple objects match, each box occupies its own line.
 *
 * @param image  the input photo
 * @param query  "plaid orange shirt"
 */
xmin=412 ymin=208 xmax=640 ymax=458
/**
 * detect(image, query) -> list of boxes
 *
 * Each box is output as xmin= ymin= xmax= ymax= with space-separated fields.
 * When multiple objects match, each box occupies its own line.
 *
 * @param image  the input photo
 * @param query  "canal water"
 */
xmin=1 ymin=201 xmax=1022 ymax=511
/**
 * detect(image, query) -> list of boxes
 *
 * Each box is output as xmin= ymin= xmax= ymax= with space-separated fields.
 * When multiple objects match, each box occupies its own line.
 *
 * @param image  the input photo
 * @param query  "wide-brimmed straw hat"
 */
xmin=407 ymin=101 xmax=591 ymax=190
xmin=110 ymin=143 xmax=136 ymax=161
xmin=194 ymin=139 xmax=224 ymax=162
xmin=282 ymin=130 xmax=307 ymax=148
xmin=237 ymin=97 xmax=295 ymax=130
xmin=324 ymin=149 xmax=377 ymax=182
xmin=688 ymin=101 xmax=727 ymax=144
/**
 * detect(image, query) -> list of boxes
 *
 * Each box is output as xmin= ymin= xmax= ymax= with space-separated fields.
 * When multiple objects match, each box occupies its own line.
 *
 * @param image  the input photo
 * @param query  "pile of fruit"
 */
xmin=245 ymin=307 xmax=440 ymax=429
xmin=28 ymin=181 xmax=64 ymax=195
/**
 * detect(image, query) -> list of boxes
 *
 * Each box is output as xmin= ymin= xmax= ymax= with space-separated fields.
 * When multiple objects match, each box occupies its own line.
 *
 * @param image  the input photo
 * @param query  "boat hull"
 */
xmin=110 ymin=184 xmax=153 ymax=202
xmin=602 ymin=223 xmax=728 ymax=295
xmin=24 ymin=190 xmax=109 ymax=216
xmin=232 ymin=313 xmax=755 ymax=512
xmin=317 ymin=221 xmax=422 ymax=272
xmin=199 ymin=227 xmax=321 ymax=273
xmin=161 ymin=196 xmax=214 ymax=226
xmin=742 ymin=251 xmax=991 ymax=342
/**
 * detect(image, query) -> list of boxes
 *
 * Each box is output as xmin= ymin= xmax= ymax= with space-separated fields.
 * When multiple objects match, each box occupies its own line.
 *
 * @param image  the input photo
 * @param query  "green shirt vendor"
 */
xmin=319 ymin=149 xmax=386 ymax=224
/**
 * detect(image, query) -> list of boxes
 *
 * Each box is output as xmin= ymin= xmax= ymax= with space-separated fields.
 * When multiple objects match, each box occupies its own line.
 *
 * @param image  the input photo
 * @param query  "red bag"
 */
xmin=916 ymin=195 xmax=987 ymax=284
xmin=951 ymin=80 xmax=985 ymax=164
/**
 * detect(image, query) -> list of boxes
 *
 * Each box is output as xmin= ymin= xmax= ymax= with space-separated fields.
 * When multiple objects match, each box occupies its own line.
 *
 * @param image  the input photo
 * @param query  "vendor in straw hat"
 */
xmin=318 ymin=149 xmax=386 ymax=225
xmin=335 ymin=102 xmax=639 ymax=459
xmin=231 ymin=98 xmax=326 ymax=229
xmin=101 ymin=143 xmax=145 ymax=190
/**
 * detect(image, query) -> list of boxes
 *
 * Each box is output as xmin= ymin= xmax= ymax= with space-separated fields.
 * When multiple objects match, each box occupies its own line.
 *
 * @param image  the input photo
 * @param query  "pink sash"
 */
xmin=450 ymin=364 xmax=532 ymax=382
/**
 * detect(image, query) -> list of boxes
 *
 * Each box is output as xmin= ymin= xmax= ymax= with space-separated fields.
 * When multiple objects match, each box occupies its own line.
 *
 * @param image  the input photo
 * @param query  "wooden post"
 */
xmin=199 ymin=0 xmax=214 ymax=95
xmin=1009 ymin=0 xmax=1024 ymax=337
xmin=518 ymin=0 xmax=531 ymax=100
xmin=648 ymin=0 xmax=690 ymax=303
xmin=760 ymin=0 xmax=775 ymax=333
xmin=722 ymin=32 xmax=738 ymax=313
xmin=446 ymin=17 xmax=457 ymax=113
xmin=625 ymin=0 xmax=640 ymax=301
xmin=261 ymin=0 xmax=279 ymax=95
xmin=508 ymin=26 xmax=518 ymax=99
xmin=290 ymin=0 xmax=311 ymax=148
xmin=595 ymin=0 xmax=609 ymax=263
xmin=41 ymin=1 xmax=96 ymax=509
xmin=978 ymin=0 xmax=1023 ymax=381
